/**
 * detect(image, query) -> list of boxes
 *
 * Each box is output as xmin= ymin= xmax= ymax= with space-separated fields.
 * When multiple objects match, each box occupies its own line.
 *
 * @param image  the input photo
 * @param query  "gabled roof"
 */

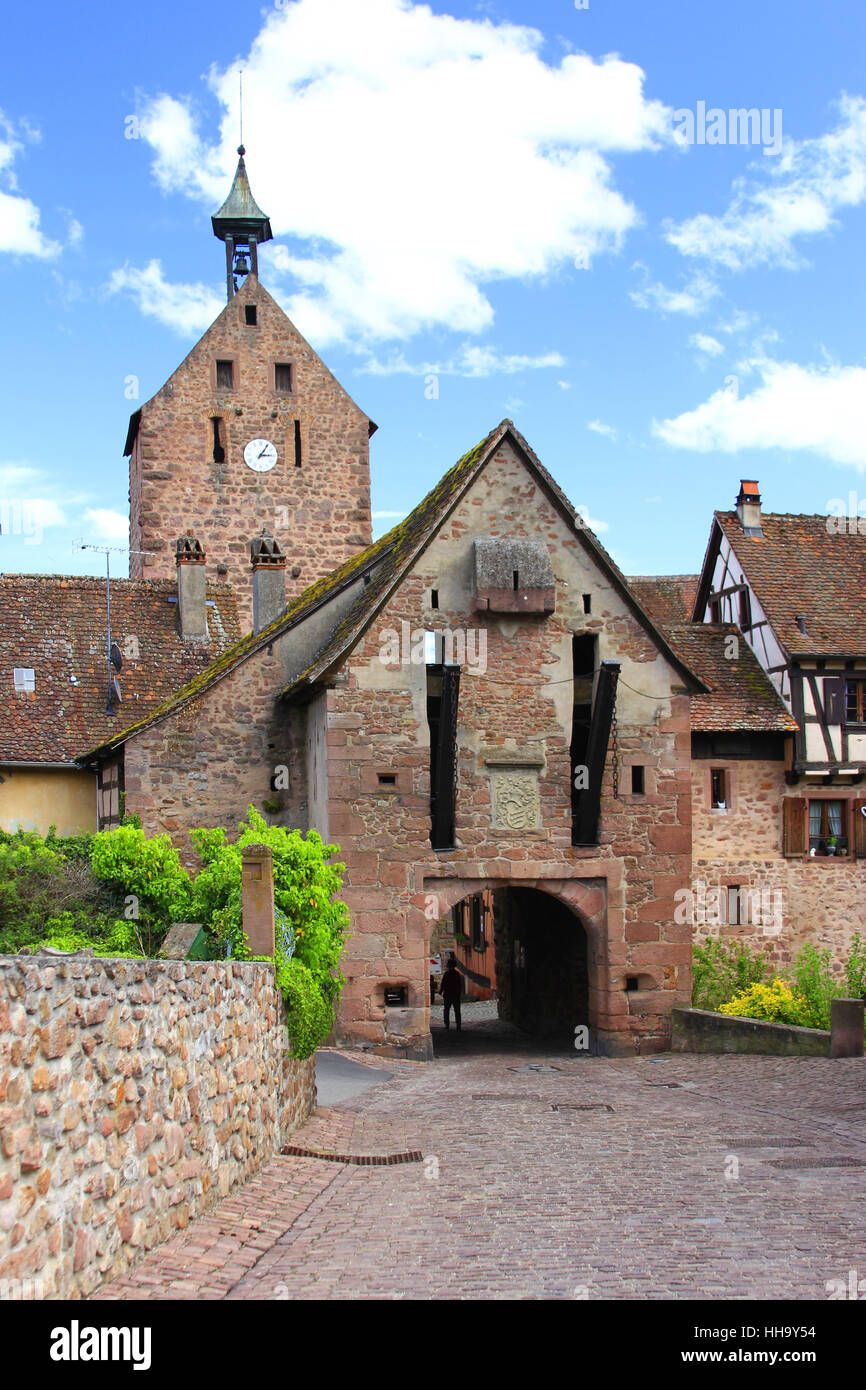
xmin=665 ymin=622 xmax=798 ymax=734
xmin=86 ymin=421 xmax=707 ymax=756
xmin=694 ymin=512 xmax=866 ymax=657
xmin=629 ymin=575 xmax=699 ymax=627
xmin=278 ymin=419 xmax=708 ymax=700
xmin=0 ymin=576 xmax=241 ymax=764
xmin=122 ymin=276 xmax=376 ymax=458
xmin=632 ymin=574 xmax=796 ymax=733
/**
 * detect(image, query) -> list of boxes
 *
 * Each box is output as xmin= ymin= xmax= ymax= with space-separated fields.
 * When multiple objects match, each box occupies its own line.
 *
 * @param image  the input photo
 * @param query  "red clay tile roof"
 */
xmin=715 ymin=512 xmax=866 ymax=656
xmin=628 ymin=575 xmax=700 ymax=626
xmin=664 ymin=621 xmax=798 ymax=733
xmin=0 ymin=575 xmax=241 ymax=764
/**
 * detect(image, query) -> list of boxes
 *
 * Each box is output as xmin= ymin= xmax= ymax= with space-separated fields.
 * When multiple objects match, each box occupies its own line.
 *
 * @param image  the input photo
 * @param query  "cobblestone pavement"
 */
xmin=97 ymin=1035 xmax=866 ymax=1300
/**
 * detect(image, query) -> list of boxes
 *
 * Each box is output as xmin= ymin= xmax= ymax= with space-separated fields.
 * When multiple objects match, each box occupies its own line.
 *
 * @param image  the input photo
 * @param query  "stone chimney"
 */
xmin=735 ymin=480 xmax=763 ymax=535
xmin=175 ymin=531 xmax=208 ymax=642
xmin=250 ymin=531 xmax=287 ymax=634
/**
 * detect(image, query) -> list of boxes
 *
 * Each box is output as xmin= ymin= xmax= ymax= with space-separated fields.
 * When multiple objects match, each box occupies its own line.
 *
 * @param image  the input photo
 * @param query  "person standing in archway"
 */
xmin=441 ymin=955 xmax=462 ymax=1031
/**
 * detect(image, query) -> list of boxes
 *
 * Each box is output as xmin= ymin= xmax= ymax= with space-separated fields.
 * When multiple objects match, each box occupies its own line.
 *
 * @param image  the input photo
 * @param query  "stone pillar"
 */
xmin=830 ymin=998 xmax=865 ymax=1058
xmin=175 ymin=531 xmax=208 ymax=642
xmin=241 ymin=844 xmax=275 ymax=958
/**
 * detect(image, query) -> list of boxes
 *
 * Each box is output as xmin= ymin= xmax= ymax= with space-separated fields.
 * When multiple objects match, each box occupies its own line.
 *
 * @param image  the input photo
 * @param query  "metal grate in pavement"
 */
xmin=281 ymin=1145 xmax=424 ymax=1165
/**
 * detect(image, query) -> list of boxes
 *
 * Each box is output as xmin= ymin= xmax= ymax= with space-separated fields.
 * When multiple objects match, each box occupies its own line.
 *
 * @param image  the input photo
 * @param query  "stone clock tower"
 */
xmin=125 ymin=147 xmax=374 ymax=629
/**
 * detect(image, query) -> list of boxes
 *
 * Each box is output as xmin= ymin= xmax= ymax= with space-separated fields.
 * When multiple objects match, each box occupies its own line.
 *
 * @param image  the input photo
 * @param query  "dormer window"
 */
xmin=13 ymin=668 xmax=35 ymax=693
xmin=738 ymin=587 xmax=751 ymax=630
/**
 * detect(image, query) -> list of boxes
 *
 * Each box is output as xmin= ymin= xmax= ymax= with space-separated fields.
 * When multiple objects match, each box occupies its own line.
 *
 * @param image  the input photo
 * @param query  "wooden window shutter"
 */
xmin=854 ymin=799 xmax=866 ymax=859
xmin=782 ymin=798 xmax=808 ymax=856
xmin=822 ymin=676 xmax=845 ymax=725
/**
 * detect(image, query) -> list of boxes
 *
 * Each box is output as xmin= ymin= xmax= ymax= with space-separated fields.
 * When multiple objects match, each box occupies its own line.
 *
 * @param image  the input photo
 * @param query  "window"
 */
xmin=471 ymin=896 xmax=485 ymax=952
xmin=13 ymin=667 xmax=35 ymax=692
xmin=377 ymin=773 xmax=396 ymax=787
xmin=710 ymin=598 xmax=721 ymax=623
xmin=294 ymin=419 xmax=302 ymax=468
xmin=245 ymin=304 xmax=257 ymax=325
xmin=846 ymin=678 xmax=866 ymax=723
xmin=427 ymin=664 xmax=460 ymax=850
xmin=274 ymin=363 xmax=293 ymax=392
xmin=211 ymin=417 xmax=225 ymax=464
xmin=727 ymin=886 xmax=742 ymax=926
xmin=738 ymin=587 xmax=751 ymax=630
xmin=216 ymin=359 xmax=234 ymax=389
xmin=431 ymin=589 xmax=439 ymax=609
xmin=512 ymin=569 xmax=519 ymax=591
xmin=631 ymin=765 xmax=645 ymax=794
xmin=711 ymin=768 xmax=727 ymax=809
xmin=582 ymin=594 xmax=592 ymax=614
xmin=809 ymin=799 xmax=847 ymax=855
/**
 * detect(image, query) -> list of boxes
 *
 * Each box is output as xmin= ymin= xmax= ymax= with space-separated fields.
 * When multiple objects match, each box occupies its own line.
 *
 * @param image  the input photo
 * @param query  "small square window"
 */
xmin=711 ymin=768 xmax=727 ymax=809
xmin=245 ymin=304 xmax=258 ymax=325
xmin=275 ymin=363 xmax=293 ymax=393
xmin=216 ymin=359 xmax=234 ymax=389
xmin=13 ymin=667 xmax=35 ymax=692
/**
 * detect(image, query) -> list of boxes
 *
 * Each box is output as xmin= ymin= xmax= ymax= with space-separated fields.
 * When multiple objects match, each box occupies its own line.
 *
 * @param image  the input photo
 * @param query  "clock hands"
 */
xmin=257 ymin=445 xmax=272 ymax=459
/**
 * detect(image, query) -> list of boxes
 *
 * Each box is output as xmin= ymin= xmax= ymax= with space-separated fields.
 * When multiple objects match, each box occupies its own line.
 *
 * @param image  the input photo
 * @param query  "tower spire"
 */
xmin=212 ymin=136 xmax=273 ymax=301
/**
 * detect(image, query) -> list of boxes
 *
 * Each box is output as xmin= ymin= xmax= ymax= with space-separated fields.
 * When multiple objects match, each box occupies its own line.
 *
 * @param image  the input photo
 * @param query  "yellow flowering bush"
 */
xmin=719 ymin=978 xmax=809 ymax=1026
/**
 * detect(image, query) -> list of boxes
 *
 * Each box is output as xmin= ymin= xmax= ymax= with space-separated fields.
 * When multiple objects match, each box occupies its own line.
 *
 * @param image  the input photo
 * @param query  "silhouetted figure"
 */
xmin=440 ymin=955 xmax=462 ymax=1031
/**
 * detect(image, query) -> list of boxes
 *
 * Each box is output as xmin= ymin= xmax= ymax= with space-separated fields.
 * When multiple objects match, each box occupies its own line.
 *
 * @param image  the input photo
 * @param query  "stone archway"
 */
xmin=421 ymin=875 xmax=609 ymax=1050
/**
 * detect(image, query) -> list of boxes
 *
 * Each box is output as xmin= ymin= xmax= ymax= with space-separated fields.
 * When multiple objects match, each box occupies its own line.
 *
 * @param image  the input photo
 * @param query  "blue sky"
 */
xmin=2 ymin=0 xmax=865 ymax=580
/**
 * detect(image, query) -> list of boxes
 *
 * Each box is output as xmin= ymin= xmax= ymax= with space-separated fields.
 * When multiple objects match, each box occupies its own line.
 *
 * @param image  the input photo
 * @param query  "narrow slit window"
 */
xmin=245 ymin=304 xmax=258 ymax=325
xmin=216 ymin=359 xmax=234 ymax=389
xmin=711 ymin=768 xmax=727 ymax=808
xmin=512 ymin=570 xmax=519 ymax=591
xmin=294 ymin=419 xmax=302 ymax=468
xmin=631 ymin=765 xmax=645 ymax=794
xmin=431 ymin=589 xmax=439 ymax=609
xmin=275 ymin=362 xmax=293 ymax=392
xmin=727 ymin=886 xmax=742 ymax=926
xmin=582 ymin=594 xmax=592 ymax=614
xmin=211 ymin=417 xmax=225 ymax=464
xmin=738 ymin=587 xmax=751 ymax=630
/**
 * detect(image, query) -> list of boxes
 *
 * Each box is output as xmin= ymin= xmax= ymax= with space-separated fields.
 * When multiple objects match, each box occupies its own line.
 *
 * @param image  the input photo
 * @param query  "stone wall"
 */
xmin=0 ymin=957 xmax=315 ymax=1300
xmin=691 ymin=759 xmax=866 ymax=970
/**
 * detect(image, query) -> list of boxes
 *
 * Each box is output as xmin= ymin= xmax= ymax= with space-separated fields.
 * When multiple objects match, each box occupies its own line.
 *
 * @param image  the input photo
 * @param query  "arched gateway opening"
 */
xmin=429 ymin=885 xmax=592 ymax=1054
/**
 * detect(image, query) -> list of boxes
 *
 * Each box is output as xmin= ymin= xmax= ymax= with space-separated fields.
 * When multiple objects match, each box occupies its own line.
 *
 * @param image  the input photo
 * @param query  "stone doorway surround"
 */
xmin=413 ymin=858 xmax=629 ymax=1056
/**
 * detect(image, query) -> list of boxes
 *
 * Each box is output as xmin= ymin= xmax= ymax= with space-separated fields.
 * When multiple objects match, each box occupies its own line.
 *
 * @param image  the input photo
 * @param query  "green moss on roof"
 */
xmin=82 ymin=422 xmax=504 ymax=759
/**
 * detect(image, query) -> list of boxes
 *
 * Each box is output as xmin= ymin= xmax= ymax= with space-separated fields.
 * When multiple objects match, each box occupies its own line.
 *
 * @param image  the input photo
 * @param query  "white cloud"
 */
xmin=652 ymin=357 xmax=866 ymax=468
xmin=665 ymin=94 xmax=866 ymax=271
xmin=630 ymin=267 xmax=719 ymax=316
xmin=0 ymin=113 xmax=62 ymax=260
xmin=134 ymin=0 xmax=674 ymax=344
xmin=690 ymin=333 xmax=724 ymax=356
xmin=574 ymin=504 xmax=609 ymax=534
xmin=359 ymin=345 xmax=564 ymax=378
xmin=587 ymin=418 xmax=617 ymax=440
xmin=83 ymin=508 xmax=129 ymax=542
xmin=107 ymin=260 xmax=224 ymax=336
xmin=557 ymin=380 xmax=571 ymax=390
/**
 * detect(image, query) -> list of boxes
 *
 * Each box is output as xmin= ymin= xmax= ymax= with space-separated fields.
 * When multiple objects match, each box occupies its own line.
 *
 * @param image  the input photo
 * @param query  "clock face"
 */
xmin=244 ymin=438 xmax=278 ymax=472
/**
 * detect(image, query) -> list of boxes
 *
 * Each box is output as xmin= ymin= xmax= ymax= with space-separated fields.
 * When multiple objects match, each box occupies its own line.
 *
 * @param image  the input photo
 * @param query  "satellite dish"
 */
xmin=111 ymin=675 xmax=122 ymax=703
xmin=110 ymin=642 xmax=123 ymax=672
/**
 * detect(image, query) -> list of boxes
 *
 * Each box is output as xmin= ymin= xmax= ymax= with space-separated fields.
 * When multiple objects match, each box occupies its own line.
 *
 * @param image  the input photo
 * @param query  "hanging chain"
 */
xmin=610 ymin=694 xmax=619 ymax=799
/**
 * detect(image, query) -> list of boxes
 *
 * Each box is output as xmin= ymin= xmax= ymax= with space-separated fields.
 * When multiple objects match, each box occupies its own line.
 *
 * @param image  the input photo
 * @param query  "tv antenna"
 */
xmin=75 ymin=541 xmax=153 ymax=714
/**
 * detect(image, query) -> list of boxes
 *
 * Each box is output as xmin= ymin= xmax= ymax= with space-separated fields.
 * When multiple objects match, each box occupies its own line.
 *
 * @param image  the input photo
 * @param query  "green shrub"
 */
xmin=274 ymin=955 xmax=335 ymax=1060
xmin=691 ymin=936 xmax=772 ymax=1011
xmin=845 ymin=932 xmax=866 ymax=1001
xmin=792 ymin=943 xmax=838 ymax=1030
xmin=90 ymin=823 xmax=193 ymax=954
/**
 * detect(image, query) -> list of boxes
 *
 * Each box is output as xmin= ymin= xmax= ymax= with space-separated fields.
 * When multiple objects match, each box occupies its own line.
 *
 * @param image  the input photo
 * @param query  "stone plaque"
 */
xmin=491 ymin=770 xmax=540 ymax=831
